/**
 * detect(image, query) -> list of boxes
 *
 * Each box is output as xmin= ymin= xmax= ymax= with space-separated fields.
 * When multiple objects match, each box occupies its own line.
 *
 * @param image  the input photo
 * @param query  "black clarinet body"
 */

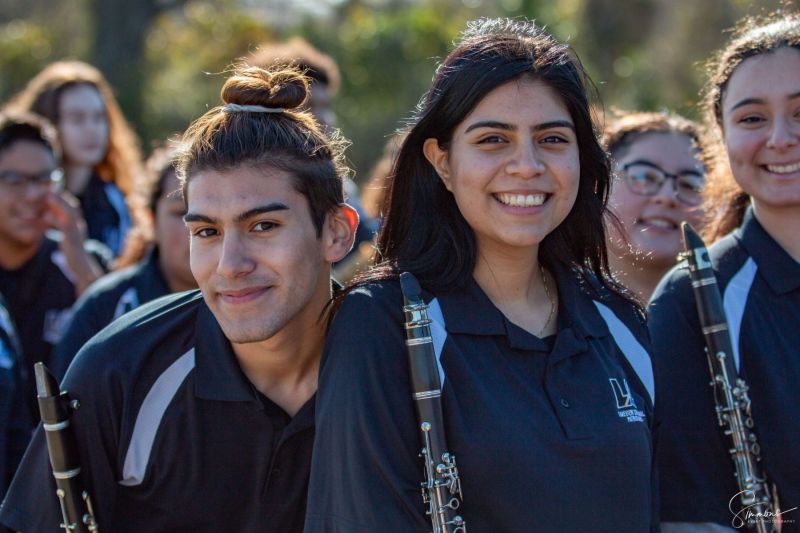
xmin=400 ymin=272 xmax=466 ymax=533
xmin=680 ymin=223 xmax=778 ymax=533
xmin=35 ymin=362 xmax=99 ymax=532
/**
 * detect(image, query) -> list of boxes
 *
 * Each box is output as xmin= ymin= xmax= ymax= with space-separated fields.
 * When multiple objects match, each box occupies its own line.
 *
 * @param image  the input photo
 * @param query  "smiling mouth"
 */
xmin=494 ymin=192 xmax=548 ymax=207
xmin=637 ymin=217 xmax=677 ymax=231
xmin=218 ymin=287 xmax=269 ymax=304
xmin=765 ymin=162 xmax=800 ymax=174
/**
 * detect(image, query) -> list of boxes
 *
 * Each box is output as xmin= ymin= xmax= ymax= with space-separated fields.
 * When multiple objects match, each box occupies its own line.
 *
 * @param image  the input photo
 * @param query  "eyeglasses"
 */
xmin=0 ymin=169 xmax=62 ymax=190
xmin=617 ymin=160 xmax=704 ymax=206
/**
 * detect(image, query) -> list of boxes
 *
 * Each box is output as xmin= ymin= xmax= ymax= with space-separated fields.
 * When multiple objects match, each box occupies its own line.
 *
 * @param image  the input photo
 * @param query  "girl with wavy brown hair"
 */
xmin=10 ymin=60 xmax=144 ymax=257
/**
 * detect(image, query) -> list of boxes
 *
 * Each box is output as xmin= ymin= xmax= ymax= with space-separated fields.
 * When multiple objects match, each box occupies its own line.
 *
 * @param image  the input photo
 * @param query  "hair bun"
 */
xmin=220 ymin=66 xmax=309 ymax=110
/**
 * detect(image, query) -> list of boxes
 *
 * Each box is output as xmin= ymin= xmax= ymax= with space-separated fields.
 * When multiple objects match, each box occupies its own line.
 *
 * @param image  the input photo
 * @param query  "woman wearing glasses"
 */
xmin=649 ymin=12 xmax=800 ymax=531
xmin=603 ymin=112 xmax=705 ymax=301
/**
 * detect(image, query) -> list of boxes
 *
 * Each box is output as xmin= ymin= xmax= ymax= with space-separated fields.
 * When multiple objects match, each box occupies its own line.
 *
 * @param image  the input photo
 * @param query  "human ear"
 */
xmin=323 ymin=204 xmax=359 ymax=263
xmin=422 ymin=138 xmax=452 ymax=191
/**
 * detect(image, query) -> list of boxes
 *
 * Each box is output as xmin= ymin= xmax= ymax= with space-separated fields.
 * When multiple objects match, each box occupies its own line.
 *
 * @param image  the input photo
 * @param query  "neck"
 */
xmin=472 ymin=242 xmax=557 ymax=337
xmin=0 ymin=239 xmax=41 ymax=271
xmin=230 ymin=280 xmax=331 ymax=417
xmin=607 ymin=251 xmax=665 ymax=304
xmin=752 ymin=202 xmax=800 ymax=262
xmin=64 ymin=164 xmax=93 ymax=196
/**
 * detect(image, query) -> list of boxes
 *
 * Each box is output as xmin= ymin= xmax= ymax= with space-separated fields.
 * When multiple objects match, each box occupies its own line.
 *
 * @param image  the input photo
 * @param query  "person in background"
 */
xmin=51 ymin=145 xmax=196 ymax=379
xmin=0 ymin=65 xmax=357 ymax=532
xmin=0 ymin=294 xmax=30 ymax=506
xmin=306 ymin=18 xmax=657 ymax=532
xmin=248 ymin=38 xmax=375 ymax=280
xmin=0 ymin=111 xmax=110 ymax=429
xmin=9 ymin=60 xmax=145 ymax=258
xmin=603 ymin=111 xmax=706 ymax=302
xmin=650 ymin=12 xmax=800 ymax=532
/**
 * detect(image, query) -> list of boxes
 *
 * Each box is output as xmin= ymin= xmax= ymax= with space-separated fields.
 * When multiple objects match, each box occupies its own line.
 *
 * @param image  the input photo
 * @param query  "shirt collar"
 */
xmin=737 ymin=207 xmax=800 ymax=294
xmin=193 ymin=302 xmax=257 ymax=402
xmin=433 ymin=262 xmax=611 ymax=351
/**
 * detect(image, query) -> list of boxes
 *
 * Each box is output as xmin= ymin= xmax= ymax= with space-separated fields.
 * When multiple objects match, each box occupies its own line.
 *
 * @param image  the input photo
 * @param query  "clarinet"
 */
xmin=680 ymin=223 xmax=779 ymax=533
xmin=400 ymin=272 xmax=466 ymax=533
xmin=35 ymin=362 xmax=99 ymax=532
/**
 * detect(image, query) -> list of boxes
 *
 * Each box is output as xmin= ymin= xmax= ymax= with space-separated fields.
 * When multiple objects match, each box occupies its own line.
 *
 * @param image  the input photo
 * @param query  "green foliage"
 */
xmin=141 ymin=0 xmax=276 ymax=148
xmin=299 ymin=1 xmax=484 ymax=177
xmin=0 ymin=0 xmax=792 ymax=176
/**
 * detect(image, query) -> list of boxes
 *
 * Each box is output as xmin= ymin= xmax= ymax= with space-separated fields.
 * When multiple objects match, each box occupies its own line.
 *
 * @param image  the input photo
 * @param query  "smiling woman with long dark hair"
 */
xmin=305 ymin=18 xmax=658 ymax=532
xmin=649 ymin=11 xmax=800 ymax=532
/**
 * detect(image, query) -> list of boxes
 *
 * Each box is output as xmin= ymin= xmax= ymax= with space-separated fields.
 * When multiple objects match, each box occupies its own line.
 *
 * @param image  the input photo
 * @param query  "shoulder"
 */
xmin=323 ymin=280 xmax=405 ymax=372
xmin=334 ymin=280 xmax=404 ymax=323
xmin=74 ymin=262 xmax=143 ymax=310
xmin=576 ymin=269 xmax=648 ymax=339
xmin=64 ymin=290 xmax=204 ymax=390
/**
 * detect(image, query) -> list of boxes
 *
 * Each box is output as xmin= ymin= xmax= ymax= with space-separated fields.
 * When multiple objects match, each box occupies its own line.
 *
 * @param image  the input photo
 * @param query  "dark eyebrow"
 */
xmin=464 ymin=120 xmax=515 ymax=133
xmin=623 ymin=159 xmax=704 ymax=176
xmin=234 ymin=203 xmax=289 ymax=223
xmin=730 ymin=91 xmax=800 ymax=112
xmin=464 ymin=120 xmax=575 ymax=134
xmin=183 ymin=203 xmax=289 ymax=225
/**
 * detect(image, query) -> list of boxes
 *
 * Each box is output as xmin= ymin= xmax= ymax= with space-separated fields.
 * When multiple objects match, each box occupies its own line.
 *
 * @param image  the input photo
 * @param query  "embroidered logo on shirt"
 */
xmin=609 ymin=378 xmax=645 ymax=423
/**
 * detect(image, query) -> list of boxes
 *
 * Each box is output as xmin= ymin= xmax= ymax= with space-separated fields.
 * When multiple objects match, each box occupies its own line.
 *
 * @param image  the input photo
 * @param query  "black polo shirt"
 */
xmin=0 ymin=297 xmax=30 ymax=501
xmin=306 ymin=264 xmax=658 ymax=532
xmin=0 ymin=291 xmax=315 ymax=532
xmin=79 ymin=175 xmax=131 ymax=257
xmin=51 ymin=248 xmax=170 ymax=379
xmin=0 ymin=235 xmax=112 ymax=429
xmin=649 ymin=207 xmax=800 ymax=531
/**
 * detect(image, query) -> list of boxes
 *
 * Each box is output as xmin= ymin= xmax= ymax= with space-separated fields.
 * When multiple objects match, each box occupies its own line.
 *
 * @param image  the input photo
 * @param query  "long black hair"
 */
xmin=341 ymin=18 xmax=634 ymax=310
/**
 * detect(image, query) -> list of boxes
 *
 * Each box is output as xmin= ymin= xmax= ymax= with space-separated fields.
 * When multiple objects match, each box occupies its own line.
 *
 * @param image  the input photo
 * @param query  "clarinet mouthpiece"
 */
xmin=681 ymin=222 xmax=704 ymax=252
xmin=34 ymin=362 xmax=59 ymax=398
xmin=400 ymin=272 xmax=423 ymax=305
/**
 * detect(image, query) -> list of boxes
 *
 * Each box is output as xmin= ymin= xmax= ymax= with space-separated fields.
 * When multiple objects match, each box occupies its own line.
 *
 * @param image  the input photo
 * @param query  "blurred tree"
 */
xmin=141 ymin=0 xmax=276 ymax=146
xmin=89 ymin=0 xmax=187 ymax=129
xmin=0 ymin=0 xmax=790 ymax=172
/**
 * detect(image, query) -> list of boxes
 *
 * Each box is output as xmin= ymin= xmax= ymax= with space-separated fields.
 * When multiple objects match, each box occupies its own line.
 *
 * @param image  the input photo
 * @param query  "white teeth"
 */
xmin=495 ymin=193 xmax=546 ymax=207
xmin=766 ymin=162 xmax=800 ymax=174
xmin=641 ymin=218 xmax=675 ymax=229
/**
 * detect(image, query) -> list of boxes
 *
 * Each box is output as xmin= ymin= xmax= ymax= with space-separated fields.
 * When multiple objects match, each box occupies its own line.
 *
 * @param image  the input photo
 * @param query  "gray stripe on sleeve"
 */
xmin=722 ymin=257 xmax=757 ymax=373
xmin=593 ymin=301 xmax=655 ymax=404
xmin=119 ymin=348 xmax=196 ymax=486
xmin=427 ymin=298 xmax=447 ymax=387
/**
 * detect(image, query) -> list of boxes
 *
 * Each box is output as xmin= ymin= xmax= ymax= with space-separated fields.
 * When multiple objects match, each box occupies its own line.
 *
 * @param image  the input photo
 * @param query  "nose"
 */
xmin=507 ymin=140 xmax=545 ymax=178
xmin=651 ymin=176 xmax=679 ymax=206
xmin=216 ymin=232 xmax=256 ymax=279
xmin=767 ymin=115 xmax=799 ymax=151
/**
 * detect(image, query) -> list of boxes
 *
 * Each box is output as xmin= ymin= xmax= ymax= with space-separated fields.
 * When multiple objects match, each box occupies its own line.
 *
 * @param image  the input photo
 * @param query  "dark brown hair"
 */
xmin=701 ymin=12 xmax=800 ymax=241
xmin=115 ymin=144 xmax=182 ymax=269
xmin=337 ymin=17 xmax=637 ymax=314
xmin=603 ymin=110 xmax=703 ymax=160
xmin=0 ymin=110 xmax=60 ymax=161
xmin=177 ymin=65 xmax=350 ymax=235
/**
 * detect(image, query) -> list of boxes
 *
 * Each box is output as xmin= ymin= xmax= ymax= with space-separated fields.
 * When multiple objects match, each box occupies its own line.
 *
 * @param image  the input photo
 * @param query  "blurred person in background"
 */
xmin=331 ymin=132 xmax=405 ymax=281
xmin=10 ymin=60 xmax=145 ymax=258
xmin=0 ymin=111 xmax=110 ymax=431
xmin=249 ymin=38 xmax=376 ymax=280
xmin=603 ymin=111 xmax=706 ymax=302
xmin=0 ymin=294 xmax=31 ymax=509
xmin=650 ymin=12 xmax=800 ymax=531
xmin=51 ymin=144 xmax=197 ymax=379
